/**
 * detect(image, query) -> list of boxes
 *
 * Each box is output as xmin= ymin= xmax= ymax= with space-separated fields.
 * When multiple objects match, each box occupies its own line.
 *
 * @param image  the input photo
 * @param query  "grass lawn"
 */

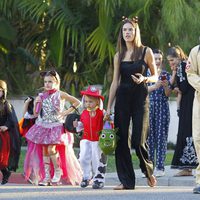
xmin=17 ymin=148 xmax=174 ymax=173
xmin=106 ymin=151 xmax=174 ymax=172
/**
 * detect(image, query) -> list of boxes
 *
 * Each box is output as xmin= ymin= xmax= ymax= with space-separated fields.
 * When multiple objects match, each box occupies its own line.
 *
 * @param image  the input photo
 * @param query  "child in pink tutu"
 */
xmin=24 ymin=70 xmax=82 ymax=186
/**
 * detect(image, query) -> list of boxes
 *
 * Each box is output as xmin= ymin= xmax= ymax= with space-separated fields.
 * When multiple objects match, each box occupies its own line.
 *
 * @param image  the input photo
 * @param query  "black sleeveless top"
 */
xmin=119 ymin=47 xmax=148 ymax=88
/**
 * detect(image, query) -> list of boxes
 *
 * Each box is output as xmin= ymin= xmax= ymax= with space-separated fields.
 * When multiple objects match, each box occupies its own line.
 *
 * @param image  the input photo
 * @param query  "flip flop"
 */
xmin=147 ymin=175 xmax=157 ymax=187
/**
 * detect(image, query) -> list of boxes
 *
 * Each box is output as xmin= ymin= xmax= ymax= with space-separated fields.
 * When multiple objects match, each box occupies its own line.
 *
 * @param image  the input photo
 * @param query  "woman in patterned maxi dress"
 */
xmin=167 ymin=46 xmax=198 ymax=176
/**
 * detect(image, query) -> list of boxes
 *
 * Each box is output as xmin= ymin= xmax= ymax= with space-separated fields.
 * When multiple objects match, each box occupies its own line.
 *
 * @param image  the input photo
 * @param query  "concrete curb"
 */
xmin=105 ymin=166 xmax=196 ymax=186
xmin=2 ymin=166 xmax=196 ymax=187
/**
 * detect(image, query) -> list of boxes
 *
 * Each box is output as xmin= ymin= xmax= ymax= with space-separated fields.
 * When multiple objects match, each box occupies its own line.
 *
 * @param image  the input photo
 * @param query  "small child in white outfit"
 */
xmin=74 ymin=86 xmax=107 ymax=189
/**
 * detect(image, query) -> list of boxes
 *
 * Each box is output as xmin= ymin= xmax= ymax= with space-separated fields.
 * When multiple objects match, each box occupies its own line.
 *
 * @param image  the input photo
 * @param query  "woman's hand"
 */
xmin=131 ymin=73 xmax=145 ymax=84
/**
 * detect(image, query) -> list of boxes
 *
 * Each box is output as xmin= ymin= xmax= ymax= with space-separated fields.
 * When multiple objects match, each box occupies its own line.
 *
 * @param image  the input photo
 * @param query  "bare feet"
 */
xmin=113 ymin=184 xmax=126 ymax=190
xmin=113 ymin=183 xmax=134 ymax=190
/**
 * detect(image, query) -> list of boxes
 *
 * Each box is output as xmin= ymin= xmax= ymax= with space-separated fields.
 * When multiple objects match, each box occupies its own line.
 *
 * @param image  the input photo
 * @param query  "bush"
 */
xmin=167 ymin=142 xmax=175 ymax=150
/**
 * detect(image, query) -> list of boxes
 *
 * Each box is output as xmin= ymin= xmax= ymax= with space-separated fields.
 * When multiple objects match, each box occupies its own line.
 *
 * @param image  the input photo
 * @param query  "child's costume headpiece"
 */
xmin=122 ymin=16 xmax=138 ymax=25
xmin=81 ymin=86 xmax=104 ymax=101
xmin=40 ymin=70 xmax=60 ymax=82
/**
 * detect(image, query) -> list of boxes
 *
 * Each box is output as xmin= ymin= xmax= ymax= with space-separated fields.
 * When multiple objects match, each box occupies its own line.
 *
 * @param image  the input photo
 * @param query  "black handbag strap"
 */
xmin=70 ymin=105 xmax=80 ymax=114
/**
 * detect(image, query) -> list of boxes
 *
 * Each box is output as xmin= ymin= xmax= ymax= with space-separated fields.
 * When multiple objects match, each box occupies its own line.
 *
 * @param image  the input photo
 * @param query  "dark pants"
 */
xmin=114 ymin=85 xmax=153 ymax=189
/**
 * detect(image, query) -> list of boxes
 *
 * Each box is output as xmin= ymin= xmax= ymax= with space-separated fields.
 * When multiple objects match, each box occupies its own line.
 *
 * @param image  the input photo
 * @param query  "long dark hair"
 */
xmin=152 ymin=49 xmax=163 ymax=56
xmin=166 ymin=45 xmax=188 ymax=61
xmin=40 ymin=70 xmax=61 ymax=90
xmin=117 ymin=18 xmax=144 ymax=63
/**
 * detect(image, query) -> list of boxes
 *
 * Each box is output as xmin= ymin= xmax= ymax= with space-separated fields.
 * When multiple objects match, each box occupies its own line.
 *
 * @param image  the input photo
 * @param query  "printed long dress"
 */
xmin=171 ymin=61 xmax=198 ymax=169
xmin=147 ymin=70 xmax=170 ymax=171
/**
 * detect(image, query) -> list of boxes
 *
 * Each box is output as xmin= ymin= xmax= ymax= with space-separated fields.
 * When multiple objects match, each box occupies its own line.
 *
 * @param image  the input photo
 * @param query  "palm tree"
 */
xmin=1 ymin=0 xmax=200 ymax=97
xmin=86 ymin=0 xmax=200 ymax=100
xmin=0 ymin=9 xmax=39 ymax=95
xmin=0 ymin=0 xmax=98 ymax=95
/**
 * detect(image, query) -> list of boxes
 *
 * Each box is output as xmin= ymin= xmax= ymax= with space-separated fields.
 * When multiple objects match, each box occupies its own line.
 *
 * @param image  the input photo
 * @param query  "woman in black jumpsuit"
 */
xmin=106 ymin=17 xmax=158 ymax=190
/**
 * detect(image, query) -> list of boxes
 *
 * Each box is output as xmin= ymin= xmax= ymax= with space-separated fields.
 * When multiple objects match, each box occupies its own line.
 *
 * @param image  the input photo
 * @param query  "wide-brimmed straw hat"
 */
xmin=80 ymin=86 xmax=104 ymax=101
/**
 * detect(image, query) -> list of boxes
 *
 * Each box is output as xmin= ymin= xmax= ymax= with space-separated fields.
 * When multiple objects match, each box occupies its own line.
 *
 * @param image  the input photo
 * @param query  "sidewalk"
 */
xmin=1 ymin=166 xmax=196 ymax=187
xmin=106 ymin=166 xmax=196 ymax=186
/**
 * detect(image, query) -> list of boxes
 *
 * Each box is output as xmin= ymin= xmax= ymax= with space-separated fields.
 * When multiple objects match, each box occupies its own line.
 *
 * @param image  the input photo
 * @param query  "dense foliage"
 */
xmin=0 ymin=0 xmax=200 ymax=98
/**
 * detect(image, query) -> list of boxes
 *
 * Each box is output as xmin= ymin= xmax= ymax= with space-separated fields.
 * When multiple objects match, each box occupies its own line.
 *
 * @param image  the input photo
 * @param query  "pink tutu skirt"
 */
xmin=25 ymin=121 xmax=65 ymax=144
xmin=24 ymin=131 xmax=82 ymax=185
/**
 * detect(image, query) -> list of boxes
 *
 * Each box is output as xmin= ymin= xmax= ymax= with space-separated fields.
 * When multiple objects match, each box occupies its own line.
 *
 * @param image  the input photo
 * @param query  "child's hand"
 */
xmin=104 ymin=109 xmax=111 ymax=121
xmin=0 ymin=126 xmax=8 ymax=132
xmin=154 ymin=80 xmax=162 ymax=89
xmin=161 ymin=80 xmax=168 ymax=88
xmin=58 ymin=111 xmax=67 ymax=120
xmin=33 ymin=96 xmax=42 ymax=116
xmin=35 ymin=96 xmax=42 ymax=104
xmin=170 ymin=65 xmax=177 ymax=72
xmin=173 ymin=87 xmax=181 ymax=95
xmin=58 ymin=109 xmax=72 ymax=120
xmin=24 ymin=97 xmax=32 ymax=105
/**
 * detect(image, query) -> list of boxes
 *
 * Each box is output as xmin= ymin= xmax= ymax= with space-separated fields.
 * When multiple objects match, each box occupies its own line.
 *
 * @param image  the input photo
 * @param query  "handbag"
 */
xmin=64 ymin=106 xmax=80 ymax=133
xmin=99 ymin=120 xmax=118 ymax=155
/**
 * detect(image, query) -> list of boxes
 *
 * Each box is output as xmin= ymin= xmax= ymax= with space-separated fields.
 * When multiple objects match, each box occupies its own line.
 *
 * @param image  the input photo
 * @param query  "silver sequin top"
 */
xmin=36 ymin=91 xmax=65 ymax=124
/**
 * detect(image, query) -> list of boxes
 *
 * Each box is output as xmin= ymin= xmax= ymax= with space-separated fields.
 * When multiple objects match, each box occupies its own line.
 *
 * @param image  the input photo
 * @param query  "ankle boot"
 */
xmin=50 ymin=153 xmax=62 ymax=184
xmin=1 ymin=168 xmax=11 ymax=185
xmin=38 ymin=156 xmax=52 ymax=186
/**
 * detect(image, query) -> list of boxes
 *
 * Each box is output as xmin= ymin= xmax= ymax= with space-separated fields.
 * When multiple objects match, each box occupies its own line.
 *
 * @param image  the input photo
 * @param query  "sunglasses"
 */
xmin=40 ymin=70 xmax=58 ymax=81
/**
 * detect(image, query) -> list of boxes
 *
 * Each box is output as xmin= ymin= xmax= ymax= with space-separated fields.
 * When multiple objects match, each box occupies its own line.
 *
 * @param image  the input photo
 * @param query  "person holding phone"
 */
xmin=147 ymin=49 xmax=171 ymax=177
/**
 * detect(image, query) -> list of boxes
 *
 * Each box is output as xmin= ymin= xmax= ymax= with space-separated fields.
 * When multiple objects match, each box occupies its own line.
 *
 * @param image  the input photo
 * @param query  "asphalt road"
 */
xmin=0 ymin=185 xmax=199 ymax=200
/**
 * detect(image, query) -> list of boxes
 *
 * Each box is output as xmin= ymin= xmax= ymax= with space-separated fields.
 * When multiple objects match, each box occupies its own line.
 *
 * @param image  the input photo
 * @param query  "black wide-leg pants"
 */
xmin=114 ymin=85 xmax=153 ymax=189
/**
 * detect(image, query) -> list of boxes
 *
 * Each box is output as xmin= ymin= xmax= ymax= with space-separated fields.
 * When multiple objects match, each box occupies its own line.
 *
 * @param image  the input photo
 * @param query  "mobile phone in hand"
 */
xmin=161 ymin=74 xmax=166 ymax=81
